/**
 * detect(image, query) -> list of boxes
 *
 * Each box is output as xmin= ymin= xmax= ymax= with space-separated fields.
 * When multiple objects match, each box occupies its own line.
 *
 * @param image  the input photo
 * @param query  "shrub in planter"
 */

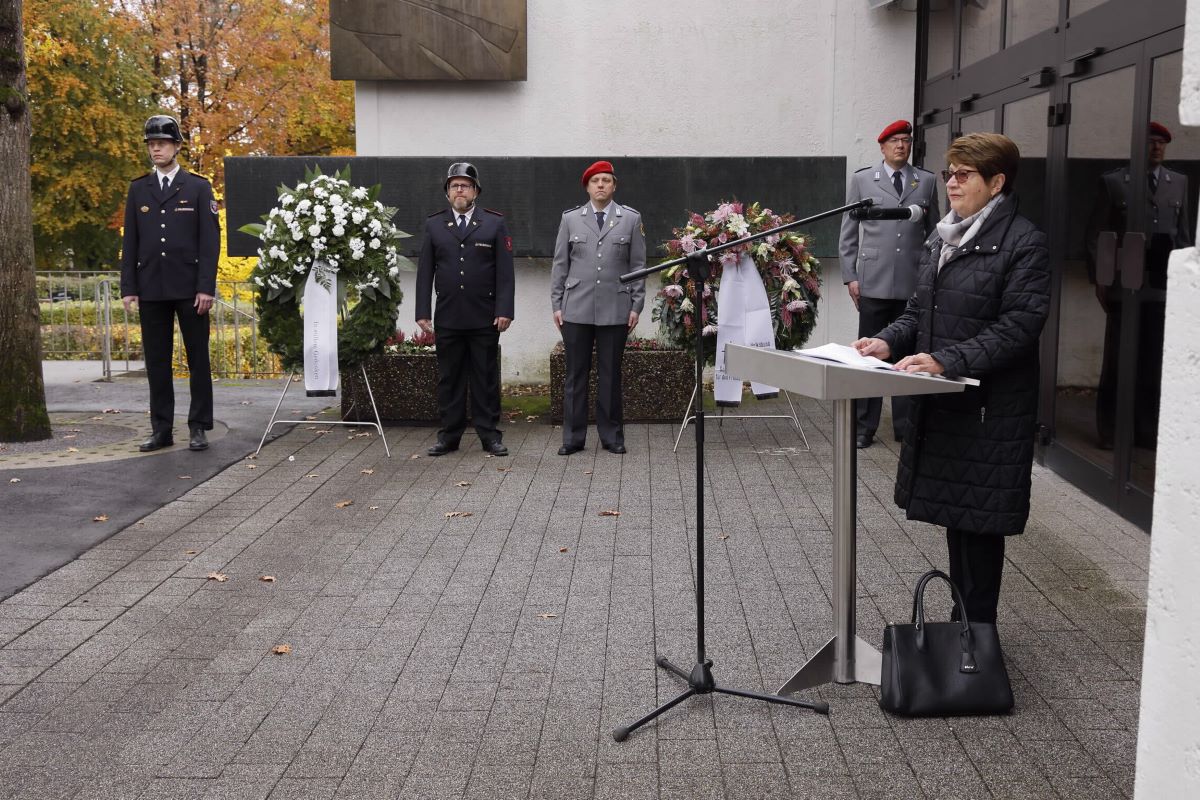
xmin=341 ymin=330 xmax=476 ymax=423
xmin=549 ymin=338 xmax=693 ymax=424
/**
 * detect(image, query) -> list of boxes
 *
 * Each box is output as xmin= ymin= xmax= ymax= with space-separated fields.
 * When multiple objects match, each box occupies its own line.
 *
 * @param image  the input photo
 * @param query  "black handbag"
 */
xmin=880 ymin=569 xmax=1014 ymax=716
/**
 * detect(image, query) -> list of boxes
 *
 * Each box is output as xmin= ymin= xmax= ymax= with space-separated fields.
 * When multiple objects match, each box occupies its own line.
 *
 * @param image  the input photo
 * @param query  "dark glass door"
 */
xmin=1042 ymin=30 xmax=1189 ymax=527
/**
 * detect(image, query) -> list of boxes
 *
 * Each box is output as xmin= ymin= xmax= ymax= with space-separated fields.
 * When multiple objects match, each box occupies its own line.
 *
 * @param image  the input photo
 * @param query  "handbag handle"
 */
xmin=909 ymin=569 xmax=979 ymax=673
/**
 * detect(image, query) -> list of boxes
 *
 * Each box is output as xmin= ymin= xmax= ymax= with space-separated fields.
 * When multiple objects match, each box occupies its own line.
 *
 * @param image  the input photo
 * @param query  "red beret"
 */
xmin=1149 ymin=121 xmax=1173 ymax=142
xmin=582 ymin=160 xmax=615 ymax=186
xmin=877 ymin=120 xmax=913 ymax=143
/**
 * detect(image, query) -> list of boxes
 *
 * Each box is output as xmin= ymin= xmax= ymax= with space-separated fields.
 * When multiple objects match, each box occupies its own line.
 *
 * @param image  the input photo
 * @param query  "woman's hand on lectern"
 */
xmin=852 ymin=337 xmax=890 ymax=360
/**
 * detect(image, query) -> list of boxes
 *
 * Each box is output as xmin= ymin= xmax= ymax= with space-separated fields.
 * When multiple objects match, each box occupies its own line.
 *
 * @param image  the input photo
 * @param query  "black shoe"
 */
xmin=138 ymin=432 xmax=174 ymax=452
xmin=188 ymin=428 xmax=208 ymax=451
xmin=855 ymin=433 xmax=873 ymax=449
xmin=602 ymin=442 xmax=626 ymax=454
xmin=483 ymin=440 xmax=508 ymax=457
xmin=427 ymin=441 xmax=459 ymax=457
xmin=558 ymin=443 xmax=584 ymax=456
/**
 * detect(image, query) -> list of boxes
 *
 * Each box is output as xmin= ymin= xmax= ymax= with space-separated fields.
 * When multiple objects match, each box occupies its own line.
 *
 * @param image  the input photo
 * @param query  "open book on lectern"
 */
xmin=792 ymin=343 xmax=981 ymax=387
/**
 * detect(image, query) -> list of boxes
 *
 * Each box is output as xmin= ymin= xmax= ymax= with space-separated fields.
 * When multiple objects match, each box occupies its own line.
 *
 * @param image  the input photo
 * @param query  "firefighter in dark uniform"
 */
xmin=416 ymin=162 xmax=515 ymax=457
xmin=1087 ymin=121 xmax=1193 ymax=449
xmin=120 ymin=115 xmax=220 ymax=452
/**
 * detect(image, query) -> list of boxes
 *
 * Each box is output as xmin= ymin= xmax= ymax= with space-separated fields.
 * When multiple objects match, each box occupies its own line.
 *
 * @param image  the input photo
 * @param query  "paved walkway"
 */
xmin=0 ymin=376 xmax=1148 ymax=799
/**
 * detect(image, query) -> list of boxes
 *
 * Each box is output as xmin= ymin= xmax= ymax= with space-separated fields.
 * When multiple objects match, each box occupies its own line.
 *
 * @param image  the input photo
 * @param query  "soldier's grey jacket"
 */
xmin=550 ymin=202 xmax=646 ymax=326
xmin=1090 ymin=165 xmax=1193 ymax=250
xmin=839 ymin=161 xmax=940 ymax=300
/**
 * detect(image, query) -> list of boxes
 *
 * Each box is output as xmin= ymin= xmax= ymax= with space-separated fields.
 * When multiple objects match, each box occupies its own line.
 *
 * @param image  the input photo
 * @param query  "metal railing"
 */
xmin=37 ymin=271 xmax=282 ymax=379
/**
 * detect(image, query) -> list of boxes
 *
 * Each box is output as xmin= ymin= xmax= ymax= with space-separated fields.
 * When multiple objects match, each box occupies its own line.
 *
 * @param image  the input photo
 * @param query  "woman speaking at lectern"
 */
xmin=854 ymin=133 xmax=1050 ymax=626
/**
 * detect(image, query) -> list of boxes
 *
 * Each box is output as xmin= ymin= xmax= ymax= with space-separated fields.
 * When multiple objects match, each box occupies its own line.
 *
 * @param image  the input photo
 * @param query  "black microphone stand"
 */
xmin=611 ymin=197 xmax=875 ymax=742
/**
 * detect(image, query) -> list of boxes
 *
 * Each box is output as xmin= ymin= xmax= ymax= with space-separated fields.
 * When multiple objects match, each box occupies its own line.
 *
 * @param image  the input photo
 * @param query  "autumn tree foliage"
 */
xmin=123 ymin=0 xmax=355 ymax=189
xmin=24 ymin=0 xmax=354 ymax=268
xmin=25 ymin=0 xmax=155 ymax=268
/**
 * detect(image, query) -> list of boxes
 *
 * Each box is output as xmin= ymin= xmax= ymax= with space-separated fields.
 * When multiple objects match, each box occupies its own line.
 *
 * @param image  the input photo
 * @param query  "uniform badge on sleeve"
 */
xmin=505 ymin=236 xmax=513 ymax=252
xmin=210 ymin=200 xmax=219 ymax=215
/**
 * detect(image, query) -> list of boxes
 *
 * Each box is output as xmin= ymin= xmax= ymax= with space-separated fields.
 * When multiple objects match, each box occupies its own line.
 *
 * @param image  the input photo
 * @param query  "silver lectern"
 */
xmin=723 ymin=343 xmax=969 ymax=693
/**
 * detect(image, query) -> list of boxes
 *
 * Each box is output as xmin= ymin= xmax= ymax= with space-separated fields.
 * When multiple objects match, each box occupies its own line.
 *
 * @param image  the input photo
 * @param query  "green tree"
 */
xmin=0 ymin=0 xmax=52 ymax=441
xmin=24 ymin=0 xmax=156 ymax=269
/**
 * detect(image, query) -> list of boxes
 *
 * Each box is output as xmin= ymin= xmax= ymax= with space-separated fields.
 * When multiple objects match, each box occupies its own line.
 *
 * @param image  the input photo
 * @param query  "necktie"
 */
xmin=161 ymin=175 xmax=169 ymax=193
xmin=457 ymin=214 xmax=467 ymax=232
xmin=595 ymin=210 xmax=606 ymax=231
xmin=1148 ymin=171 xmax=1158 ymax=194
xmin=893 ymin=170 xmax=904 ymax=196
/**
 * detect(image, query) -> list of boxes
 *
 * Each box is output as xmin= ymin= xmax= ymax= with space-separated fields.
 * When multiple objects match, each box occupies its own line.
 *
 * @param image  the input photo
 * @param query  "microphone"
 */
xmin=848 ymin=204 xmax=924 ymax=221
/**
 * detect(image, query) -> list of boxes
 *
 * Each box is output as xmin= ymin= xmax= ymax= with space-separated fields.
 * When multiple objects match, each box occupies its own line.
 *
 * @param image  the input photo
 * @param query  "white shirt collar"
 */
xmin=883 ymin=162 xmax=906 ymax=181
xmin=590 ymin=200 xmax=616 ymax=216
xmin=155 ymin=164 xmax=180 ymax=186
xmin=451 ymin=205 xmax=475 ymax=224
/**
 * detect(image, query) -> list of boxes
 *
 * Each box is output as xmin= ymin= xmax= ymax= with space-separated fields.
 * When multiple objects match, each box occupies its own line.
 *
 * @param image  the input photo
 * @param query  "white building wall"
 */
xmin=359 ymin=0 xmax=918 ymax=381
xmin=1133 ymin=1 xmax=1200 ymax=795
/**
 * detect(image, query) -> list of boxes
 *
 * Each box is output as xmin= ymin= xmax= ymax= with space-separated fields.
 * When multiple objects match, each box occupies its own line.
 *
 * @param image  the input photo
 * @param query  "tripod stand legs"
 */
xmin=612 ymin=657 xmax=830 ymax=742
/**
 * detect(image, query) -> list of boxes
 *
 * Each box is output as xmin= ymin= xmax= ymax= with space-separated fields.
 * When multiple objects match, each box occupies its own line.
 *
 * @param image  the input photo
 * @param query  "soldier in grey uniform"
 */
xmin=839 ymin=120 xmax=939 ymax=448
xmin=1087 ymin=121 xmax=1193 ymax=448
xmin=550 ymin=160 xmax=646 ymax=455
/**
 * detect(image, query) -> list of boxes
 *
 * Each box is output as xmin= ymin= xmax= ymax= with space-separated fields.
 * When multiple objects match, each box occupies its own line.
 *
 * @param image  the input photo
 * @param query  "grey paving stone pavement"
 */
xmin=0 ymin=376 xmax=1148 ymax=798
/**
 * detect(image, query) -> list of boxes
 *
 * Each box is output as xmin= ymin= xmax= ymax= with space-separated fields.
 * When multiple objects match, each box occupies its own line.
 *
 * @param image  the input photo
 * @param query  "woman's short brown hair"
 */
xmin=946 ymin=133 xmax=1020 ymax=195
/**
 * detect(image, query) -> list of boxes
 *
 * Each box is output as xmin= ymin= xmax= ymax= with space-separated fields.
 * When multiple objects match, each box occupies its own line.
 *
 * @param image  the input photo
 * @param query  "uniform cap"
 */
xmin=1149 ymin=121 xmax=1173 ymax=143
xmin=582 ymin=160 xmax=616 ymax=186
xmin=877 ymin=120 xmax=913 ymax=143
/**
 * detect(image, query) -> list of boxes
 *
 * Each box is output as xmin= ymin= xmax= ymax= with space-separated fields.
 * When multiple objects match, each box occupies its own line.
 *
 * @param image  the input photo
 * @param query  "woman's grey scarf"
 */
xmin=936 ymin=193 xmax=1005 ymax=271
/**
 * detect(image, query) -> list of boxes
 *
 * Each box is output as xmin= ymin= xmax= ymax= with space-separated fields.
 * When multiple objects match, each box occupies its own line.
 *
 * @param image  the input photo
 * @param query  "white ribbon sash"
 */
xmin=714 ymin=253 xmax=778 ymax=405
xmin=303 ymin=265 xmax=339 ymax=394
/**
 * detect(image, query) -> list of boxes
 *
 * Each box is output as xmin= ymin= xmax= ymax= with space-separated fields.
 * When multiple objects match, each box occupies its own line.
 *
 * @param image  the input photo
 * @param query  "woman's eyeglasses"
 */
xmin=940 ymin=168 xmax=979 ymax=184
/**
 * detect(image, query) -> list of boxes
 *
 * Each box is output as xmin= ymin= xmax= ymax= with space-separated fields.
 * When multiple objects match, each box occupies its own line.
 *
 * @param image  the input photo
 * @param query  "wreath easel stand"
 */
xmin=254 ymin=363 xmax=390 ymax=458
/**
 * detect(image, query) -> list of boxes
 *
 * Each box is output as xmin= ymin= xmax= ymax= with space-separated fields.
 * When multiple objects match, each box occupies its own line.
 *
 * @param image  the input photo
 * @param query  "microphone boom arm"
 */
xmin=619 ymin=198 xmax=874 ymax=284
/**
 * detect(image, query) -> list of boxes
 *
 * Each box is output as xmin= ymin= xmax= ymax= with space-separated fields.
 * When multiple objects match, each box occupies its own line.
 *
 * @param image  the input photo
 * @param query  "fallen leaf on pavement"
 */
xmin=246 ymin=464 xmax=257 ymax=470
xmin=409 ymin=454 xmax=421 ymax=460
xmin=271 ymin=644 xmax=291 ymax=655
xmin=9 ymin=478 xmax=20 ymax=483
xmin=184 ymin=549 xmax=199 ymax=555
xmin=526 ymin=415 xmax=537 ymax=422
xmin=497 ymin=467 xmax=510 ymax=472
xmin=305 ymin=474 xmax=319 ymax=478
xmin=206 ymin=572 xmax=228 ymax=582
xmin=304 ymin=415 xmax=316 ymax=420
xmin=537 ymin=613 xmax=558 ymax=619
xmin=361 ymin=469 xmax=375 ymax=475
xmin=717 ymin=533 xmax=730 ymax=541
xmin=102 ymin=408 xmax=122 ymax=414
xmin=92 ymin=514 xmax=108 ymax=522
xmin=63 ymin=434 xmax=76 ymax=440
xmin=259 ymin=575 xmax=276 ymax=583
xmin=246 ymin=454 xmax=257 ymax=460
xmin=315 ymin=430 xmax=329 ymax=436
xmin=177 ymin=475 xmax=192 ymax=480
xmin=368 ymin=505 xmax=380 ymax=510
xmin=455 ymin=481 xmax=471 ymax=487
xmin=349 ymin=432 xmax=372 ymax=439
xmin=240 ymin=400 xmax=251 ymax=405
xmin=559 ymin=547 xmax=569 ymax=553
xmin=66 ymin=447 xmax=79 ymax=452
xmin=445 ymin=510 xmax=473 ymax=518
xmin=599 ymin=509 xmax=621 ymax=517
xmin=583 ymin=471 xmax=592 ymax=475
xmin=335 ymin=500 xmax=353 ymax=509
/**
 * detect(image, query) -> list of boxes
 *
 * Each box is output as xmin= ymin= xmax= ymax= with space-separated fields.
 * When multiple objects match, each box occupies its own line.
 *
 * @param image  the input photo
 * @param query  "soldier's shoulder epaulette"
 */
xmin=131 ymin=172 xmax=152 ymax=184
xmin=619 ymin=203 xmax=639 ymax=214
xmin=854 ymin=165 xmax=872 ymax=173
xmin=426 ymin=209 xmax=444 ymax=218
xmin=913 ymin=165 xmax=935 ymax=176
xmin=481 ymin=207 xmax=504 ymax=217
xmin=562 ymin=204 xmax=583 ymax=215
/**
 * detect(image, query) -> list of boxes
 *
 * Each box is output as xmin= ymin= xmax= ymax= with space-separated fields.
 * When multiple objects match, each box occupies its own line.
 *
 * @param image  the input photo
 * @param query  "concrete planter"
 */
xmin=341 ymin=352 xmax=440 ymax=423
xmin=549 ymin=342 xmax=693 ymax=424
